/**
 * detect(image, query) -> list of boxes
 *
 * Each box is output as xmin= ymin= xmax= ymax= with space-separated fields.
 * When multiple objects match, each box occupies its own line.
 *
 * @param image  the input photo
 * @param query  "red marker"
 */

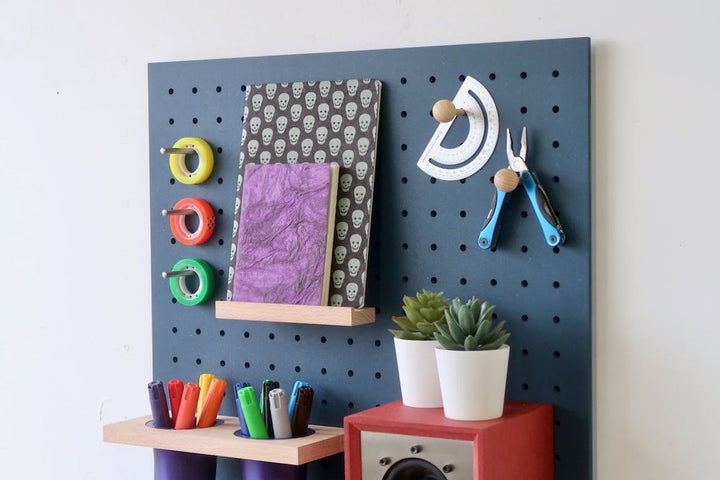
xmin=196 ymin=378 xmax=227 ymax=428
xmin=167 ymin=379 xmax=184 ymax=427
xmin=174 ymin=382 xmax=200 ymax=429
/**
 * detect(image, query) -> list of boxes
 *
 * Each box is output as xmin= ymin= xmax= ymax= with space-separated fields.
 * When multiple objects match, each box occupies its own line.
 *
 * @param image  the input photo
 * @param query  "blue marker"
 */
xmin=288 ymin=380 xmax=310 ymax=421
xmin=234 ymin=382 xmax=251 ymax=437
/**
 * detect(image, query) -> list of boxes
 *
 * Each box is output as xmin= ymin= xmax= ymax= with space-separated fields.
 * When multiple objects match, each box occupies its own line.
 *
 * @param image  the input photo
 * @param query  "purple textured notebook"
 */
xmin=231 ymin=162 xmax=339 ymax=305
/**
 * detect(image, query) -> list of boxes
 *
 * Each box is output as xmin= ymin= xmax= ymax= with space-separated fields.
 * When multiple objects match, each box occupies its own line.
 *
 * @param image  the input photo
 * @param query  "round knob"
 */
xmin=432 ymin=99 xmax=465 ymax=123
xmin=493 ymin=168 xmax=520 ymax=193
xmin=442 ymin=464 xmax=455 ymax=473
xmin=379 ymin=457 xmax=391 ymax=466
xmin=410 ymin=444 xmax=422 ymax=454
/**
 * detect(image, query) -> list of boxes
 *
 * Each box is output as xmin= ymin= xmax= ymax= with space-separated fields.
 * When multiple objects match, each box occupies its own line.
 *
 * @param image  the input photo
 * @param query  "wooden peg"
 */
xmin=432 ymin=99 xmax=466 ymax=123
xmin=161 ymin=208 xmax=196 ymax=216
xmin=494 ymin=168 xmax=520 ymax=193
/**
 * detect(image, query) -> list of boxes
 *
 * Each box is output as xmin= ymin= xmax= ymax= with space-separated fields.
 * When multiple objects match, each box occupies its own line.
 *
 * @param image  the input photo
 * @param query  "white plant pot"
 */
xmin=393 ymin=337 xmax=443 ymax=408
xmin=435 ymin=344 xmax=510 ymax=421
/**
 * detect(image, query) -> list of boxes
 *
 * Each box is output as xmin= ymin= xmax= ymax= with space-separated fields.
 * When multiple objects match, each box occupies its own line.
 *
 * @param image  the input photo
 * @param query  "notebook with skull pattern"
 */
xmin=227 ymin=79 xmax=382 ymax=308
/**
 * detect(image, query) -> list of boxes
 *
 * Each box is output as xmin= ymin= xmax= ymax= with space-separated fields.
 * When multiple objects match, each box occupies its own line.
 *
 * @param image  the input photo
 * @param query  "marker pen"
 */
xmin=269 ymin=388 xmax=292 ymax=439
xmin=234 ymin=383 xmax=251 ymax=437
xmin=288 ymin=380 xmax=310 ymax=421
xmin=261 ymin=379 xmax=279 ymax=437
xmin=196 ymin=373 xmax=214 ymax=419
xmin=238 ymin=386 xmax=269 ymax=439
xmin=291 ymin=386 xmax=314 ymax=437
xmin=167 ymin=379 xmax=184 ymax=427
xmin=175 ymin=382 xmax=200 ymax=430
xmin=196 ymin=377 xmax=227 ymax=428
xmin=148 ymin=381 xmax=172 ymax=429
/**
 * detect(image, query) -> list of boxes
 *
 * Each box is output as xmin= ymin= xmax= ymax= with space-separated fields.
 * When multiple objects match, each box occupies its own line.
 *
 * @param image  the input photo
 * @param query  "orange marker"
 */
xmin=174 ymin=382 xmax=200 ymax=429
xmin=196 ymin=378 xmax=227 ymax=428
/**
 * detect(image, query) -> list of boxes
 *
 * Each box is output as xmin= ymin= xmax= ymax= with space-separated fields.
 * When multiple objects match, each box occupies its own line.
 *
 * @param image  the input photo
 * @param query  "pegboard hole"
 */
xmin=490 ymin=279 xmax=497 ymax=286
xmin=192 ymin=87 xmax=198 ymax=94
xmin=430 ymin=243 xmax=437 ymax=251
xmin=552 ymin=175 xmax=560 ymax=183
xmin=460 ymin=278 xmax=467 ymax=285
xmin=217 ymin=177 xmax=223 ymax=184
xmin=321 ymin=399 xmax=328 ymax=406
xmin=295 ymin=366 xmax=301 ymax=373
xmin=459 ymin=244 xmax=467 ymax=252
xmin=401 ymin=243 xmax=408 ymax=250
xmin=220 ymin=360 xmax=226 ymax=367
xmin=401 ymin=210 xmax=408 ymax=217
xmin=168 ymin=88 xmax=174 ymax=95
xmin=553 ymin=281 xmax=561 ymax=289
xmin=320 ymin=336 xmax=327 ymax=343
xmin=552 ymin=140 xmax=560 ymax=148
xmin=521 ymin=383 xmax=529 ymax=390
xmin=521 ymin=245 xmax=528 ymax=253
xmin=192 ymin=117 xmax=198 ymax=124
xmin=401 ymin=144 xmax=407 ymax=151
xmin=244 ymin=331 xmax=250 ymax=338
xmin=521 ymin=280 xmax=529 ymax=288
xmin=170 ymin=238 xmax=176 ymax=245
xmin=521 ymin=314 xmax=529 ymax=322
xmin=459 ymin=178 xmax=466 ymax=184
xmin=458 ymin=74 xmax=466 ymax=82
xmin=269 ymin=364 xmax=275 ymax=371
xmin=520 ymin=106 xmax=527 ymax=114
xmin=321 ymin=368 xmax=327 ymax=375
xmin=489 ymin=73 xmax=496 ymax=80
xmin=169 ymin=178 xmax=175 ymax=185
xmin=240 ymin=85 xmax=246 ymax=91
xmin=348 ymin=402 xmax=355 ymax=409
xmin=195 ymin=328 xmax=201 ymax=335
xmin=459 ymin=210 xmax=467 ymax=217
xmin=554 ymin=385 xmax=561 ymax=393
xmin=196 ymin=358 xmax=202 ymax=365
xmin=430 ymin=277 xmax=438 ymax=284
xmin=219 ymin=330 xmax=225 ymax=336
xmin=171 ymin=297 xmax=177 ymax=304
xmin=430 ymin=177 xmax=437 ymax=184
xmin=347 ymin=370 xmax=354 ymax=377
xmin=216 ymin=117 xmax=223 ymax=123
xmin=168 ymin=118 xmax=174 ymax=125
xmin=429 ymin=75 xmax=436 ymax=83
xmin=520 ymin=210 xmax=528 ymax=218
xmin=553 ymin=316 xmax=561 ymax=324
xmin=172 ymin=327 xmax=178 ymax=333
xmin=552 ymin=70 xmax=560 ymax=78
xmin=268 ymin=333 xmax=275 ymax=340
xmin=552 ymin=105 xmax=560 ymax=113
xmin=375 ymin=372 xmax=382 ymax=379
xmin=375 ymin=339 xmax=382 ymax=347
xmin=400 ymin=77 xmax=407 ymax=85
xmin=553 ymin=246 xmax=560 ymax=254
xmin=430 ymin=210 xmax=437 ymax=217
xmin=520 ymin=71 xmax=528 ymax=79
xmin=402 ymin=275 xmax=409 ymax=283
xmin=294 ymin=334 xmax=301 ymax=341
xmin=401 ymin=176 xmax=408 ymax=184
xmin=553 ymin=351 xmax=561 ymax=358
xmin=521 ymin=348 xmax=529 ymax=356
xmin=400 ymin=110 xmax=407 ymax=118
xmin=347 ymin=338 xmax=354 ymax=345
xmin=244 ymin=362 xmax=250 ymax=368
xmin=218 ymin=239 xmax=224 ymax=246
xmin=172 ymin=356 xmax=178 ymax=363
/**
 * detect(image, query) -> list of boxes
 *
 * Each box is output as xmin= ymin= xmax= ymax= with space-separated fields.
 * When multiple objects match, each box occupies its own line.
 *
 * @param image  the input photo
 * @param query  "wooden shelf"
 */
xmin=215 ymin=301 xmax=375 ymax=326
xmin=103 ymin=415 xmax=344 ymax=465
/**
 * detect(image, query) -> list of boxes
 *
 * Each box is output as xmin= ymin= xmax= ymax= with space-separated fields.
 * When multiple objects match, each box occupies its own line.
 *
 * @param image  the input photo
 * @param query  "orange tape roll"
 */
xmin=169 ymin=197 xmax=216 ymax=246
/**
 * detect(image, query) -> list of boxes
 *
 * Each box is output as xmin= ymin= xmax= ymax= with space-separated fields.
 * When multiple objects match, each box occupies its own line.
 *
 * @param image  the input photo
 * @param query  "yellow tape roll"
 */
xmin=168 ymin=137 xmax=214 ymax=184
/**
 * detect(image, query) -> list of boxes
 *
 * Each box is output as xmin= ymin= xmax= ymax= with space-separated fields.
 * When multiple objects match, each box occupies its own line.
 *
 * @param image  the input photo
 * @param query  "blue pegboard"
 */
xmin=149 ymin=37 xmax=591 ymax=479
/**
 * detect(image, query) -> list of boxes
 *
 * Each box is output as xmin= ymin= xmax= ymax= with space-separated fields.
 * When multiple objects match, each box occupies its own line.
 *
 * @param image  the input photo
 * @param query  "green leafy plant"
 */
xmin=433 ymin=297 xmax=510 ymax=351
xmin=389 ymin=290 xmax=449 ymax=340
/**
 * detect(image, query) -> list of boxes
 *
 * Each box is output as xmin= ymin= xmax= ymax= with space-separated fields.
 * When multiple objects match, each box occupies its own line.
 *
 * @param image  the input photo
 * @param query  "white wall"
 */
xmin=2 ymin=1 xmax=718 ymax=478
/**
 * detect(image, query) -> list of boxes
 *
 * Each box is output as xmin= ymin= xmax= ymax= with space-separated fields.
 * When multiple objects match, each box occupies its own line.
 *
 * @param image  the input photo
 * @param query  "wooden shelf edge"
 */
xmin=215 ymin=301 xmax=376 ymax=326
xmin=103 ymin=415 xmax=344 ymax=465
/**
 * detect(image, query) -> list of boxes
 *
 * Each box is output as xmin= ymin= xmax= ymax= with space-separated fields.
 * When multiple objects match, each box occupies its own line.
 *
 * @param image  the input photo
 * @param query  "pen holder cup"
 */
xmin=153 ymin=449 xmax=217 ymax=480
xmin=146 ymin=421 xmax=218 ymax=480
xmin=234 ymin=428 xmax=314 ymax=480
xmin=241 ymin=459 xmax=307 ymax=480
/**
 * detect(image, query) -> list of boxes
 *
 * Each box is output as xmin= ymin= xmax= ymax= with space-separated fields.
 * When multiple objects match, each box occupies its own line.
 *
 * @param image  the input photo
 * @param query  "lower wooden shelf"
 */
xmin=103 ymin=415 xmax=344 ymax=465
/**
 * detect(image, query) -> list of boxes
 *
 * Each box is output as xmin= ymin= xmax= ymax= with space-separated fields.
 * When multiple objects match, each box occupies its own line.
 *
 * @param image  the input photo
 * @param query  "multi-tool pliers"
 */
xmin=478 ymin=127 xmax=565 ymax=250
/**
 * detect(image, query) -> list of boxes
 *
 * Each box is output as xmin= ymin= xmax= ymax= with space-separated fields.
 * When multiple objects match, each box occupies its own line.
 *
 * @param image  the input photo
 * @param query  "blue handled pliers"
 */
xmin=478 ymin=127 xmax=565 ymax=249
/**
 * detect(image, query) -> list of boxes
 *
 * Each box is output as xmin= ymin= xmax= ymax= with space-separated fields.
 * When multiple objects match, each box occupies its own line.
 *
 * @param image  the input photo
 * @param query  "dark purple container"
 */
xmin=241 ymin=459 xmax=307 ymax=480
xmin=153 ymin=449 xmax=217 ymax=480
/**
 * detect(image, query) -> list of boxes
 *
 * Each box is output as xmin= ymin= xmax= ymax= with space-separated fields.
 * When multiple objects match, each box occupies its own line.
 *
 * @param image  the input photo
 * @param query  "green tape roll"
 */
xmin=168 ymin=258 xmax=215 ymax=306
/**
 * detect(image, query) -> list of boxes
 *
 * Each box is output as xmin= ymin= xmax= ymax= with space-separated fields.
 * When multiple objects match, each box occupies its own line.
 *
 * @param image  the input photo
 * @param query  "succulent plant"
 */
xmin=433 ymin=297 xmax=510 ymax=351
xmin=389 ymin=290 xmax=449 ymax=340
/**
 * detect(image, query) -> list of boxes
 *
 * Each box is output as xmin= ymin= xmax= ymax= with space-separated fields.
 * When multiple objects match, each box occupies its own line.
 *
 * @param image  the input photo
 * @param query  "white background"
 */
xmin=2 ymin=1 xmax=718 ymax=478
